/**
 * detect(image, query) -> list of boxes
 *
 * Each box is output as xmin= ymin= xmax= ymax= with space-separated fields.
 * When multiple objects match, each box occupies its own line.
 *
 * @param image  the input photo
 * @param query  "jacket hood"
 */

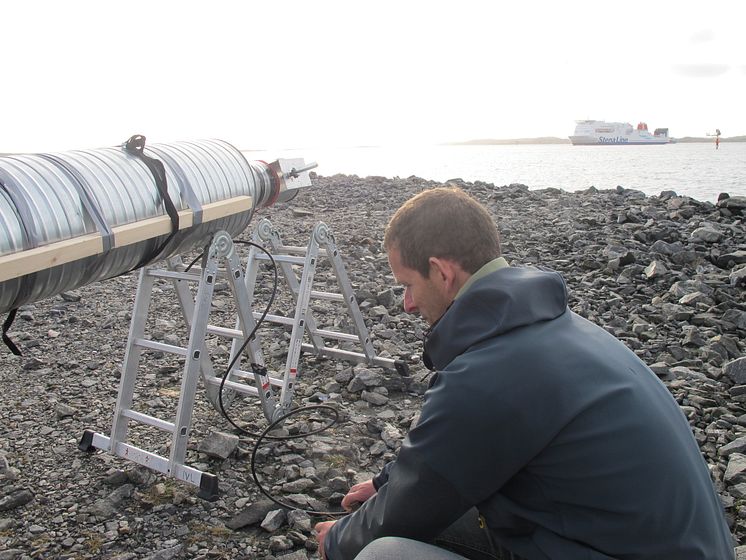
xmin=423 ymin=266 xmax=568 ymax=370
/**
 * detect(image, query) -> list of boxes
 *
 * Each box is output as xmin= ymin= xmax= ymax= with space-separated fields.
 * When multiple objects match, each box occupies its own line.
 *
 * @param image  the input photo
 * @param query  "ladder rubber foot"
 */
xmin=394 ymin=360 xmax=411 ymax=377
xmin=79 ymin=429 xmax=96 ymax=452
xmin=198 ymin=473 xmax=220 ymax=501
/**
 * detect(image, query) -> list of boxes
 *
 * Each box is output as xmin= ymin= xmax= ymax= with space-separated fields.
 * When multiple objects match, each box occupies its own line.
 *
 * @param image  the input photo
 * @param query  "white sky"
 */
xmin=2 ymin=0 xmax=744 ymax=152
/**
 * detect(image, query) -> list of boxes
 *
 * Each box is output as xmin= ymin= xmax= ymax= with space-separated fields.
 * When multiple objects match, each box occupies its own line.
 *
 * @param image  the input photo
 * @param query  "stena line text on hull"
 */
xmin=569 ymin=120 xmax=671 ymax=145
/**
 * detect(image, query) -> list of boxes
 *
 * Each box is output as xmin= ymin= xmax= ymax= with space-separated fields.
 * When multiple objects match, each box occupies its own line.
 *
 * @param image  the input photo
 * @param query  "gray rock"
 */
xmin=643 ymin=260 xmax=667 ymax=279
xmin=720 ymin=436 xmax=746 ymax=458
xmin=55 ymin=403 xmax=77 ymax=419
xmin=198 ymin=430 xmax=239 ymax=460
xmin=347 ymin=368 xmax=384 ymax=392
xmin=730 ymin=483 xmax=746 ymax=499
xmin=679 ymin=292 xmax=713 ymax=306
xmin=88 ymin=484 xmax=134 ymax=518
xmin=269 ymin=534 xmax=294 ymax=552
xmin=287 ymin=509 xmax=313 ymax=532
xmin=717 ymin=251 xmax=746 ymax=269
xmin=277 ymin=550 xmax=310 ymax=560
xmin=226 ymin=499 xmax=276 ymax=529
xmin=142 ymin=544 xmax=183 ymax=560
xmin=718 ymin=196 xmax=746 ymax=210
xmin=690 ymin=226 xmax=723 ymax=243
xmin=282 ymin=478 xmax=314 ymax=493
xmin=361 ymin=390 xmax=389 ymax=406
xmin=731 ymin=265 xmax=746 ymax=287
xmin=377 ymin=288 xmax=395 ymax=308
xmin=725 ymin=454 xmax=746 ymax=484
xmin=261 ymin=509 xmax=287 ymax=532
xmin=0 ymin=488 xmax=34 ymax=511
xmin=726 ymin=358 xmax=746 ymax=385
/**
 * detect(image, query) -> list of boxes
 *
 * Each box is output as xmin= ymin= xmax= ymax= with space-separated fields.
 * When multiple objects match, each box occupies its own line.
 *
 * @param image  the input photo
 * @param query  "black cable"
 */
xmin=249 ymin=404 xmax=346 ymax=516
xmin=216 ymin=240 xmax=279 ymax=438
xmin=207 ymin=239 xmax=347 ymax=516
xmin=184 ymin=251 xmax=203 ymax=273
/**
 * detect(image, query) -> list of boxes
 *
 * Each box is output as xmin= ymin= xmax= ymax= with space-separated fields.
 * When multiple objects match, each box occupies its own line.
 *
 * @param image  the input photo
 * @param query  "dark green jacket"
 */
xmin=326 ymin=266 xmax=733 ymax=559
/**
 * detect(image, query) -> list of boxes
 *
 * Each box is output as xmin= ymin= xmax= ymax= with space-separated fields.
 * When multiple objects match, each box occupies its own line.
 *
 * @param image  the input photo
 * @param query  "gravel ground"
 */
xmin=1 ymin=173 xmax=746 ymax=559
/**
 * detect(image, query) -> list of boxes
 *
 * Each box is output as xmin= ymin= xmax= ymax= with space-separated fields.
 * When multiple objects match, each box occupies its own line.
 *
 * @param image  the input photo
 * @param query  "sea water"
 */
xmin=245 ymin=142 xmax=745 ymax=204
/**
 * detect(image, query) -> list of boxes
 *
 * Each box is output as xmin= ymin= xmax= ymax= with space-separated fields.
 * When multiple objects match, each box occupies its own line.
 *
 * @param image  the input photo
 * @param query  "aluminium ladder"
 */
xmin=80 ymin=222 xmax=407 ymax=499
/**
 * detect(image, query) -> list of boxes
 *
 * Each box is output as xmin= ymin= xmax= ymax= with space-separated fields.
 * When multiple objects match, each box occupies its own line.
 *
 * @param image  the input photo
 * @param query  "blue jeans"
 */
xmin=354 ymin=508 xmax=521 ymax=560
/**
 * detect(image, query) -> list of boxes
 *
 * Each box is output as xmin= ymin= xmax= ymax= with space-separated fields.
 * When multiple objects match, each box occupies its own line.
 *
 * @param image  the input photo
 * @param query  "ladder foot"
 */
xmin=198 ymin=473 xmax=220 ymax=501
xmin=394 ymin=360 xmax=411 ymax=377
xmin=78 ymin=429 xmax=96 ymax=452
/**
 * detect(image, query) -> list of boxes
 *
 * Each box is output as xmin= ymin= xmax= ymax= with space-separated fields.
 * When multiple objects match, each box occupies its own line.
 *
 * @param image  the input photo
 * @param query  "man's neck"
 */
xmin=455 ymin=257 xmax=510 ymax=299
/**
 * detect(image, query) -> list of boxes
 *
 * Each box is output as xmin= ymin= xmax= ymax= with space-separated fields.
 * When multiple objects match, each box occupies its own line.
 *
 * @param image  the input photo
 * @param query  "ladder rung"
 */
xmin=301 ymin=343 xmax=371 ymax=363
xmin=203 ymin=373 xmax=284 ymax=394
xmin=206 ymin=324 xmax=244 ymax=339
xmin=313 ymin=329 xmax=361 ymax=342
xmin=249 ymin=314 xmax=359 ymax=342
xmin=256 ymin=313 xmax=294 ymax=326
xmin=226 ymin=368 xmax=285 ymax=387
xmin=122 ymin=409 xmax=175 ymax=432
xmin=274 ymin=245 xmax=329 ymax=256
xmin=204 ymin=376 xmax=260 ymax=397
xmin=310 ymin=290 xmax=344 ymax=302
xmin=147 ymin=269 xmax=201 ymax=281
xmin=135 ymin=338 xmax=187 ymax=356
xmin=253 ymin=254 xmax=306 ymax=264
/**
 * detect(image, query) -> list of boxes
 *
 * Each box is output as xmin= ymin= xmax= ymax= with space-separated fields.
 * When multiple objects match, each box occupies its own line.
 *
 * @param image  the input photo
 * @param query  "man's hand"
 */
xmin=341 ymin=479 xmax=377 ymax=512
xmin=314 ymin=520 xmax=336 ymax=559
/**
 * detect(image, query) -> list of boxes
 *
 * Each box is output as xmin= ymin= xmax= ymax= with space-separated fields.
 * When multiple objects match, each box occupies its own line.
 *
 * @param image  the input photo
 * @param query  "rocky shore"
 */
xmin=1 ymin=173 xmax=746 ymax=559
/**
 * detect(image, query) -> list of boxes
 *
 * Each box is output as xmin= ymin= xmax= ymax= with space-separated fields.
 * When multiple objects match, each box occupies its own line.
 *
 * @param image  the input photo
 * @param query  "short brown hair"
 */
xmin=384 ymin=187 xmax=501 ymax=277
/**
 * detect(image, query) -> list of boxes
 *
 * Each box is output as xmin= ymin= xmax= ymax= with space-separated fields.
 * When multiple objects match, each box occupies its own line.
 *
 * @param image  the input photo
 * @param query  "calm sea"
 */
xmin=245 ymin=142 xmax=745 ymax=204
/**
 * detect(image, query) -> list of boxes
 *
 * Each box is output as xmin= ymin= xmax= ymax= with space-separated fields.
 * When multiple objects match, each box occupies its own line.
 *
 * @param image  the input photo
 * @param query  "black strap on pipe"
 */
xmin=0 ymin=175 xmax=35 ymax=356
xmin=146 ymin=145 xmax=204 ymax=226
xmin=2 ymin=309 xmax=21 ymax=356
xmin=123 ymin=135 xmax=180 ymax=268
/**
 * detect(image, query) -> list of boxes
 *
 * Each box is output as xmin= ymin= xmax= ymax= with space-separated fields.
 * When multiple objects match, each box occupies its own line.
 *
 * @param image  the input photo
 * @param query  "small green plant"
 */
xmin=325 ymin=454 xmax=348 ymax=469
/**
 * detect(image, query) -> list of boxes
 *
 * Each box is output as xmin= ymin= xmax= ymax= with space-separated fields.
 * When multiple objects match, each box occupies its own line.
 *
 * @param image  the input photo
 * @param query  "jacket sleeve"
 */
xmin=325 ymin=447 xmax=470 ymax=560
xmin=372 ymin=461 xmax=394 ymax=490
xmin=324 ymin=353 xmax=563 ymax=560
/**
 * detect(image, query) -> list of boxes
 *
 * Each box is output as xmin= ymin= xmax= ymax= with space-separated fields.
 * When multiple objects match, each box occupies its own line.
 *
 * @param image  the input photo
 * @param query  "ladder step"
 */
xmin=313 ymin=329 xmax=361 ymax=342
xmin=266 ymin=245 xmax=329 ymax=257
xmin=202 ymin=371 xmax=284 ymax=396
xmin=146 ymin=269 xmax=201 ymax=282
xmin=252 ymin=314 xmax=360 ymax=342
xmin=310 ymin=290 xmax=344 ymax=302
xmin=253 ymin=254 xmax=306 ymax=265
xmin=227 ymin=368 xmax=285 ymax=387
xmin=206 ymin=324 xmax=244 ymax=339
xmin=134 ymin=338 xmax=187 ymax=356
xmin=121 ymin=409 xmax=176 ymax=432
xmin=301 ymin=343 xmax=374 ymax=364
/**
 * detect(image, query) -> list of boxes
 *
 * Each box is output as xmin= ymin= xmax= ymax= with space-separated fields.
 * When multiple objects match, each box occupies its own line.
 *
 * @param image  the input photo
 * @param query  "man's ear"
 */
xmin=429 ymin=257 xmax=471 ymax=297
xmin=428 ymin=257 xmax=457 ymax=288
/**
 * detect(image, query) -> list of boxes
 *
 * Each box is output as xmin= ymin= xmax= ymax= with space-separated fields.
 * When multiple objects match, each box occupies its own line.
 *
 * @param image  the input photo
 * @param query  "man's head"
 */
xmin=384 ymin=187 xmax=501 ymax=324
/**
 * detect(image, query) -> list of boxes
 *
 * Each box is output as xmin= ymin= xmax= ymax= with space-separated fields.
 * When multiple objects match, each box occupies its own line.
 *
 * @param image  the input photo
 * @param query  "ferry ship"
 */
xmin=569 ymin=120 xmax=671 ymax=145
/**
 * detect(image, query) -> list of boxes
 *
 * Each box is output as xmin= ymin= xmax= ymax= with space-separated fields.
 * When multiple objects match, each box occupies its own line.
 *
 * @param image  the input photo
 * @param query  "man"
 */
xmin=315 ymin=187 xmax=733 ymax=559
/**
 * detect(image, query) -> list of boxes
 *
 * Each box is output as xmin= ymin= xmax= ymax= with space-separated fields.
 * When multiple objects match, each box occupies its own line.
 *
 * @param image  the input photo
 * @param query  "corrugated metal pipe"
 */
xmin=0 ymin=136 xmax=313 ymax=326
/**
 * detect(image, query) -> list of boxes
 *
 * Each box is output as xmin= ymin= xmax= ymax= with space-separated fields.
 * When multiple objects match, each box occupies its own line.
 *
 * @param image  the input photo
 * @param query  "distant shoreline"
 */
xmin=447 ymin=136 xmax=746 ymax=146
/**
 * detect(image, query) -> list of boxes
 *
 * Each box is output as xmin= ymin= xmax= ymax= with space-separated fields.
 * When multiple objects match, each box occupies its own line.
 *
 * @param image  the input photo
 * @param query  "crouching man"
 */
xmin=316 ymin=187 xmax=733 ymax=560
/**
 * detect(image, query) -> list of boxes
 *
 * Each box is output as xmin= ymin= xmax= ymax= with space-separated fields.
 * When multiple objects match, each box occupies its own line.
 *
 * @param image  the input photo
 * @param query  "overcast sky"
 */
xmin=2 ymin=0 xmax=744 ymax=153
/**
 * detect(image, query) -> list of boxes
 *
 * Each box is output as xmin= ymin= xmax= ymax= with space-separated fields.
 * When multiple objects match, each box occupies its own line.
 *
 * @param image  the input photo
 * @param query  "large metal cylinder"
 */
xmin=0 ymin=138 xmax=303 ymax=315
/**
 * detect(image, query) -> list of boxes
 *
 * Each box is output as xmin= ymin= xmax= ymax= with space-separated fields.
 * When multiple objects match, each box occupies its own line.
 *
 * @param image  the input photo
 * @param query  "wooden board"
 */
xmin=0 ymin=196 xmax=253 ymax=282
